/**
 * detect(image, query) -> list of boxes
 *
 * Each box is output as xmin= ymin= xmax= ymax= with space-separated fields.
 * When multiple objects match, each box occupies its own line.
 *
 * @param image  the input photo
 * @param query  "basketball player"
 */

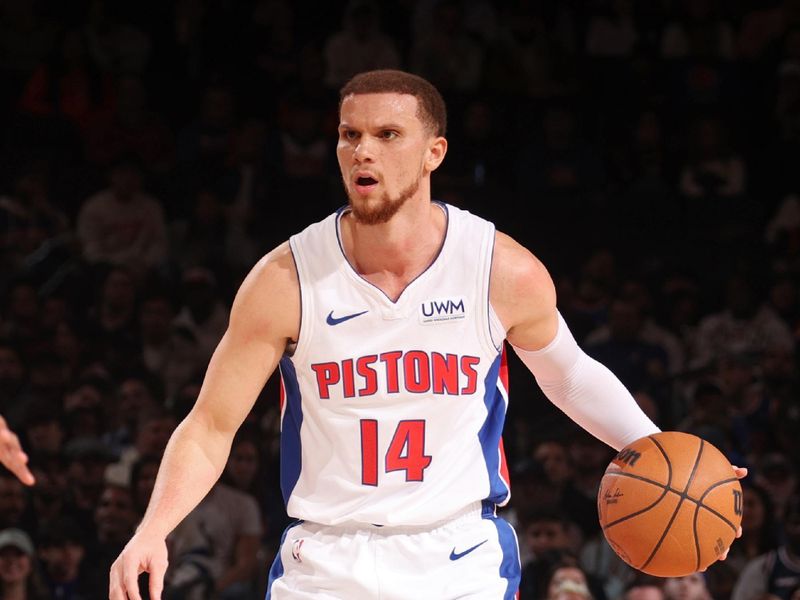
xmin=0 ymin=415 xmax=35 ymax=485
xmin=109 ymin=70 xmax=741 ymax=599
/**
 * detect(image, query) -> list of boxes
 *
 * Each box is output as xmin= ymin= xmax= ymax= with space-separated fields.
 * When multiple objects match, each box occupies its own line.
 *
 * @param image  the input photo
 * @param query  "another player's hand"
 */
xmin=705 ymin=465 xmax=748 ymax=568
xmin=109 ymin=532 xmax=169 ymax=600
xmin=0 ymin=416 xmax=34 ymax=486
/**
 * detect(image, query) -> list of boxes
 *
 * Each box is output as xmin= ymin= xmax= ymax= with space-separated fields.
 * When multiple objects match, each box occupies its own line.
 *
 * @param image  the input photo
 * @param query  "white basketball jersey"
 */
xmin=279 ymin=202 xmax=511 ymax=526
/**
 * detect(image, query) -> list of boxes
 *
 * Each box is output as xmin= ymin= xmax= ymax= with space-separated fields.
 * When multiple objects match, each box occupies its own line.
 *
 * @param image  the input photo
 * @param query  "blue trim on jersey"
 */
xmin=478 ymin=353 xmax=510 ymax=506
xmin=265 ymin=520 xmax=304 ymax=599
xmin=279 ymin=357 xmax=303 ymax=505
xmin=483 ymin=510 xmax=521 ymax=599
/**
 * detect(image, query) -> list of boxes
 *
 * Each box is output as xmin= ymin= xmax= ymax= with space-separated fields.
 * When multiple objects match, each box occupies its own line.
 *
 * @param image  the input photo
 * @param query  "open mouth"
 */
xmin=354 ymin=175 xmax=379 ymax=194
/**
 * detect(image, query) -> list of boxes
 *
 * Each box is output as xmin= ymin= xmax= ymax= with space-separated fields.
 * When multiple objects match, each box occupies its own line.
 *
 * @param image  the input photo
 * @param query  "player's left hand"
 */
xmin=703 ymin=466 xmax=747 ymax=569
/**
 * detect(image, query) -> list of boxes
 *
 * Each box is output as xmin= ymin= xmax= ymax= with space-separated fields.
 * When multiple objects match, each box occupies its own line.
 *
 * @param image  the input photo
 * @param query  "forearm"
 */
xmin=137 ymin=414 xmax=233 ymax=539
xmin=513 ymin=312 xmax=660 ymax=451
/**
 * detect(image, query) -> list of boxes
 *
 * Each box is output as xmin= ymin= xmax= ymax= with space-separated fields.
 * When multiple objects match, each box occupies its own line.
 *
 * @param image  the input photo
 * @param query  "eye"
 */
xmin=380 ymin=130 xmax=398 ymax=140
xmin=340 ymin=129 xmax=359 ymax=141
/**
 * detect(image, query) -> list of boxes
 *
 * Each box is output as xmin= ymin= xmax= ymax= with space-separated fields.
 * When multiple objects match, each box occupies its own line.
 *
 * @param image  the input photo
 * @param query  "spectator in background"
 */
xmin=410 ymin=0 xmax=485 ymax=93
xmin=105 ymin=407 xmax=177 ymax=488
xmin=0 ymin=162 xmax=71 ymax=274
xmin=36 ymin=517 xmax=92 ymax=600
xmin=175 ymin=83 xmax=236 ymax=178
xmin=585 ymin=0 xmax=638 ymax=59
xmin=664 ymin=573 xmax=712 ymax=600
xmin=691 ymin=274 xmax=795 ymax=370
xmin=660 ymin=0 xmax=735 ymax=61
xmin=0 ymin=280 xmax=41 ymax=358
xmin=0 ymin=528 xmax=49 ymax=600
xmin=754 ymin=453 xmax=798 ymax=518
xmin=169 ymin=477 xmax=262 ymax=600
xmin=0 ymin=471 xmax=29 ymax=531
xmin=76 ymin=157 xmax=168 ymax=275
xmin=129 ymin=455 xmax=160 ymax=517
xmin=84 ymin=266 xmax=140 ymax=376
xmin=102 ymin=371 xmax=162 ymax=458
xmin=545 ymin=553 xmax=606 ymax=600
xmin=28 ymin=457 xmax=68 ymax=539
xmin=678 ymin=115 xmax=746 ymax=201
xmin=585 ymin=296 xmax=669 ymax=396
xmin=82 ymin=0 xmax=152 ymax=75
xmin=517 ymin=104 xmax=606 ymax=238
xmin=323 ymin=0 xmax=401 ymax=89
xmin=519 ymin=510 xmax=584 ymax=600
xmin=173 ymin=267 xmax=228 ymax=365
xmin=63 ymin=437 xmax=115 ymax=533
xmin=623 ymin=576 xmax=665 ymax=600
xmin=137 ymin=290 xmax=202 ymax=403
xmin=733 ymin=491 xmax=800 ymax=600
xmin=711 ymin=482 xmax=780 ymax=593
xmin=20 ymin=397 xmax=64 ymax=460
xmin=0 ymin=343 xmax=32 ymax=430
xmin=84 ymin=74 xmax=173 ymax=174
xmin=586 ymin=280 xmax=685 ymax=376
xmin=85 ymin=484 xmax=137 ymax=594
xmin=562 ymin=430 xmax=616 ymax=541
xmin=737 ymin=0 xmax=800 ymax=61
xmin=17 ymin=27 xmax=114 ymax=133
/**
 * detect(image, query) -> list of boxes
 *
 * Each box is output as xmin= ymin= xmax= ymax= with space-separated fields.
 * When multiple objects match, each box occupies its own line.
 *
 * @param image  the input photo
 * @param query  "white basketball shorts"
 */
xmin=265 ymin=501 xmax=520 ymax=599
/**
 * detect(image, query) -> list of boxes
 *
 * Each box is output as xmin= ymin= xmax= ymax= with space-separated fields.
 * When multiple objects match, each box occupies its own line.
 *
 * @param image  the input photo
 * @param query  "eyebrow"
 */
xmin=338 ymin=122 xmax=406 ymax=131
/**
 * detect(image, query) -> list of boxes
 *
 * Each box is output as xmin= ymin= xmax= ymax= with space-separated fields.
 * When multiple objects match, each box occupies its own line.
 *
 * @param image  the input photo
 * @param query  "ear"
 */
xmin=425 ymin=136 xmax=448 ymax=172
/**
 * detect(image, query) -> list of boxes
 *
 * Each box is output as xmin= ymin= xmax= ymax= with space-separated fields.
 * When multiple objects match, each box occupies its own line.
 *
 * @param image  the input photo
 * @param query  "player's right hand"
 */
xmin=109 ymin=532 xmax=169 ymax=600
xmin=0 ymin=415 xmax=35 ymax=486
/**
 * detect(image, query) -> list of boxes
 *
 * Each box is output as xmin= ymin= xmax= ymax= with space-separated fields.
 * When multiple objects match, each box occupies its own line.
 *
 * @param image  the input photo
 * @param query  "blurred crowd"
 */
xmin=1 ymin=0 xmax=800 ymax=598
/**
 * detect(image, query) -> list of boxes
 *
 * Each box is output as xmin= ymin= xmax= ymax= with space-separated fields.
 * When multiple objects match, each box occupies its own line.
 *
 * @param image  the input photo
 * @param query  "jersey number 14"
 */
xmin=360 ymin=419 xmax=432 ymax=485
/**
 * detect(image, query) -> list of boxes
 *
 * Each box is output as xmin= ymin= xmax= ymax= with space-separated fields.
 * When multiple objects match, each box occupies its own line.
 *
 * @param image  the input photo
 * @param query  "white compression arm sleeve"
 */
xmin=512 ymin=312 xmax=660 ymax=451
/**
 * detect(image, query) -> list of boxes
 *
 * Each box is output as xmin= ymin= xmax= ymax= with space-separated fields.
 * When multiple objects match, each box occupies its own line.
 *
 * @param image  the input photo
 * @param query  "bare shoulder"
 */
xmin=490 ymin=230 xmax=558 ymax=349
xmin=230 ymin=241 xmax=300 ymax=344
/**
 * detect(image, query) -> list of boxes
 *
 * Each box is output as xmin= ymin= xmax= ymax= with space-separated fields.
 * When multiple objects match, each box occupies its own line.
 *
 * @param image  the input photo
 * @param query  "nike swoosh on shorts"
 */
xmin=449 ymin=539 xmax=488 ymax=561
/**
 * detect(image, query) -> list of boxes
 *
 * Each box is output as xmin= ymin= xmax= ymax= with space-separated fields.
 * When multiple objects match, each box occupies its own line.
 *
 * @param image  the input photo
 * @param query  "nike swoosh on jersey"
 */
xmin=326 ymin=310 xmax=369 ymax=325
xmin=449 ymin=539 xmax=488 ymax=561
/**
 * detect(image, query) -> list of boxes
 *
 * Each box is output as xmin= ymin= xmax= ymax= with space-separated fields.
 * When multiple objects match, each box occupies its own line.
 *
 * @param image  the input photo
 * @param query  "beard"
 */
xmin=348 ymin=179 xmax=420 ymax=225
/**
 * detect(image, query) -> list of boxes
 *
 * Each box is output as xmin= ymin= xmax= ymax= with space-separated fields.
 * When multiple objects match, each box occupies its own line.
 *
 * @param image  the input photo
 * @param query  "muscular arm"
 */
xmin=490 ymin=232 xmax=659 ymax=451
xmin=111 ymin=243 xmax=299 ymax=600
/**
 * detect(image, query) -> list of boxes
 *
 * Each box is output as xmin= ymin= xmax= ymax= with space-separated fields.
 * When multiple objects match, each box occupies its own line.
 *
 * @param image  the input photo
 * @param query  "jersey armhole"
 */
xmin=488 ymin=303 xmax=507 ymax=352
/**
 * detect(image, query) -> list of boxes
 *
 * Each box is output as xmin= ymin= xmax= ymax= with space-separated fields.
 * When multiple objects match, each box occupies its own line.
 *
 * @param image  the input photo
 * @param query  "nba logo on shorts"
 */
xmin=291 ymin=539 xmax=304 ymax=562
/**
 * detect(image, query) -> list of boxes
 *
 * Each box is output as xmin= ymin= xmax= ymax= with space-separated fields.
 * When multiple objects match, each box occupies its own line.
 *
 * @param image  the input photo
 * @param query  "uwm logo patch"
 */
xmin=419 ymin=297 xmax=466 ymax=324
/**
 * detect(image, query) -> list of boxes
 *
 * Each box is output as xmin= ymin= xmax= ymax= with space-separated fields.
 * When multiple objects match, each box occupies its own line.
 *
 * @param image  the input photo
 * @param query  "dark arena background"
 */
xmin=0 ymin=0 xmax=798 ymax=598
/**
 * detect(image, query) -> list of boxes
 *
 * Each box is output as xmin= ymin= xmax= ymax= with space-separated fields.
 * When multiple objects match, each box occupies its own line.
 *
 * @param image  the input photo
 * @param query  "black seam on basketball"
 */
xmin=693 ymin=498 xmax=702 ymax=571
xmin=603 ymin=475 xmax=740 ymax=533
xmin=641 ymin=439 xmax=704 ymax=571
xmin=648 ymin=435 xmax=673 ymax=489
xmin=602 ymin=436 xmax=675 ymax=530
xmin=603 ymin=483 xmax=671 ymax=529
xmin=696 ymin=477 xmax=740 ymax=531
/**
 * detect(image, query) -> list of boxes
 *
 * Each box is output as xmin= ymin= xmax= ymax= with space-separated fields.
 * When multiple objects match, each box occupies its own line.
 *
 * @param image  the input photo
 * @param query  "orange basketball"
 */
xmin=597 ymin=431 xmax=742 ymax=577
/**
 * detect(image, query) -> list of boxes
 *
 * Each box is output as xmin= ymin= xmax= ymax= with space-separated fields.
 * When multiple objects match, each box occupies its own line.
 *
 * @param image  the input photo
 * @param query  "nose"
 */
xmin=353 ymin=137 xmax=375 ymax=162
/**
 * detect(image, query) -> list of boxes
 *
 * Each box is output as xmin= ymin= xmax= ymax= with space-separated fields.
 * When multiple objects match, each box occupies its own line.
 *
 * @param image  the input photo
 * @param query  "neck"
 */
xmin=4 ymin=580 xmax=26 ymax=600
xmin=340 ymin=199 xmax=446 ymax=300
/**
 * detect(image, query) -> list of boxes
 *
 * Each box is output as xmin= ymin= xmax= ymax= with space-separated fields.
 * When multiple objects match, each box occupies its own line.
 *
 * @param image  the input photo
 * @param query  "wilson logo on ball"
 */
xmin=615 ymin=448 xmax=642 ymax=467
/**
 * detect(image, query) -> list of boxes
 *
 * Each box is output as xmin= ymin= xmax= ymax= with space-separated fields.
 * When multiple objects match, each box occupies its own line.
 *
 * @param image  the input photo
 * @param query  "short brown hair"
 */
xmin=339 ymin=69 xmax=447 ymax=137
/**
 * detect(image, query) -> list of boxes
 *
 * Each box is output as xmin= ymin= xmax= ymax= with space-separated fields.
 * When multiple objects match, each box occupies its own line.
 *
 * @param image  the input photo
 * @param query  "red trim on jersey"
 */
xmin=499 ymin=344 xmax=509 ymax=392
xmin=279 ymin=374 xmax=286 ymax=412
xmin=498 ymin=345 xmax=511 ymax=490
